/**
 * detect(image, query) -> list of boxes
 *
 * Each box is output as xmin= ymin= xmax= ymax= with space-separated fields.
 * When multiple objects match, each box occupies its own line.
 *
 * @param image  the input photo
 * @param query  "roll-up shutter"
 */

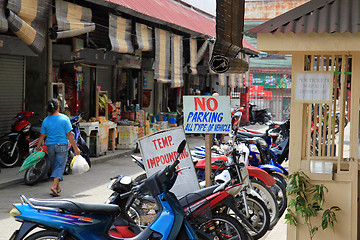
xmin=0 ymin=55 xmax=25 ymax=135
xmin=96 ymin=66 xmax=113 ymax=98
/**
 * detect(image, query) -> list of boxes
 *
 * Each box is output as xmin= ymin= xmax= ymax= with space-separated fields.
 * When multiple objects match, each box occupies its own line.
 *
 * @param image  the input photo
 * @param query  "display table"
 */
xmin=79 ymin=122 xmax=100 ymax=157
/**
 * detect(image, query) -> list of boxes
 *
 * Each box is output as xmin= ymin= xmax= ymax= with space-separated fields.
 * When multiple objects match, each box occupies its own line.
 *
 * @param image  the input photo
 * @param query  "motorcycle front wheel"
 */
xmin=234 ymin=195 xmax=270 ymax=240
xmin=250 ymin=179 xmax=280 ymax=229
xmin=197 ymin=213 xmax=249 ymax=239
xmin=24 ymin=156 xmax=51 ymax=186
xmin=24 ymin=230 xmax=75 ymax=240
xmin=0 ymin=137 xmax=22 ymax=168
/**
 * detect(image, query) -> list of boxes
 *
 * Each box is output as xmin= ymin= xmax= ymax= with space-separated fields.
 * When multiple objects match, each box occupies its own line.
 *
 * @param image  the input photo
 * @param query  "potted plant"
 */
xmin=285 ymin=170 xmax=341 ymax=240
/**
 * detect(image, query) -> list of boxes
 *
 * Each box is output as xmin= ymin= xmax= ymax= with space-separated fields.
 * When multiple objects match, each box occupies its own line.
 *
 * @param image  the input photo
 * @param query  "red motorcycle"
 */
xmin=231 ymin=106 xmax=245 ymax=131
xmin=0 ymin=111 xmax=41 ymax=167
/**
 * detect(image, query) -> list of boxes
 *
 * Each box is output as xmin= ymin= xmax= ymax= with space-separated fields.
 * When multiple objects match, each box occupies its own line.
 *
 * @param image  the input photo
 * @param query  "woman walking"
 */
xmin=36 ymin=98 xmax=81 ymax=197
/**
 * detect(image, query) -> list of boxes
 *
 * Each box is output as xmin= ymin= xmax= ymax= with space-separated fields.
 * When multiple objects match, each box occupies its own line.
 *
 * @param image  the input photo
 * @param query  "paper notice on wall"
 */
xmin=295 ymin=73 xmax=332 ymax=103
xmin=138 ymin=127 xmax=199 ymax=197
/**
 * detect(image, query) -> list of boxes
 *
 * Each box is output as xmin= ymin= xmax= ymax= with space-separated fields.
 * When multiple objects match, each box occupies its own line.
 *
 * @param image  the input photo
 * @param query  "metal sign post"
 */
xmin=183 ymin=96 xmax=231 ymax=187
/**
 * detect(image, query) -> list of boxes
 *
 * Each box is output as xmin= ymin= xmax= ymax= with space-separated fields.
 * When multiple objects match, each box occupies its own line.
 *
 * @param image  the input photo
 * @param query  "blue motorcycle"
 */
xmin=64 ymin=113 xmax=91 ymax=174
xmin=9 ymin=140 xmax=222 ymax=240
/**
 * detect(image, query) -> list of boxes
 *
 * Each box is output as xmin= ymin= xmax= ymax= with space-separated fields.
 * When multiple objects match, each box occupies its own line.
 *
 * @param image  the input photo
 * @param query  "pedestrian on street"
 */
xmin=36 ymin=98 xmax=81 ymax=197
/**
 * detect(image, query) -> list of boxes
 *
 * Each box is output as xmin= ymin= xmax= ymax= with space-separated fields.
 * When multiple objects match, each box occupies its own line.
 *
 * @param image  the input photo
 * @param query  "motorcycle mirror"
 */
xmin=177 ymin=140 xmax=187 ymax=154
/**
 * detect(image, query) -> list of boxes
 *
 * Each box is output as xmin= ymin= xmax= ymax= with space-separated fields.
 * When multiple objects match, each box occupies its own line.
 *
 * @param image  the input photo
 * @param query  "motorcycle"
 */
xmin=249 ymin=103 xmax=272 ymax=125
xmin=131 ymin=148 xmax=279 ymax=239
xmin=23 ymin=113 xmax=91 ymax=185
xmin=0 ymin=111 xmax=41 ymax=168
xmin=9 ymin=140 xmax=241 ymax=240
xmin=191 ymin=142 xmax=281 ymax=229
xmin=231 ymin=106 xmax=245 ymax=131
xmin=107 ymin=174 xmax=252 ymax=239
xmin=64 ymin=113 xmax=91 ymax=174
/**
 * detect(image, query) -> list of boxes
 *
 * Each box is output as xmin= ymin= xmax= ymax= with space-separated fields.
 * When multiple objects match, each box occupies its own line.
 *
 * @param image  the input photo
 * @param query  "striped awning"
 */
xmin=171 ymin=33 xmax=183 ymax=88
xmin=208 ymin=42 xmax=216 ymax=74
xmin=5 ymin=0 xmax=50 ymax=54
xmin=136 ymin=23 xmax=152 ymax=51
xmin=229 ymin=74 xmax=236 ymax=88
xmin=154 ymin=28 xmax=171 ymax=83
xmin=109 ymin=14 xmax=133 ymax=53
xmin=0 ymin=0 xmax=7 ymax=32
xmin=189 ymin=39 xmax=210 ymax=75
xmin=218 ymin=73 xmax=226 ymax=87
xmin=55 ymin=0 xmax=95 ymax=39
xmin=196 ymin=39 xmax=209 ymax=64
xmin=229 ymin=74 xmax=241 ymax=88
xmin=189 ymin=38 xmax=197 ymax=75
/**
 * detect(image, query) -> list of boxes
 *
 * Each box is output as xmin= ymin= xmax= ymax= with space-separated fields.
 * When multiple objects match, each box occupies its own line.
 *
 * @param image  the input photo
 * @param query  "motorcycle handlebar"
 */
xmin=119 ymin=191 xmax=132 ymax=199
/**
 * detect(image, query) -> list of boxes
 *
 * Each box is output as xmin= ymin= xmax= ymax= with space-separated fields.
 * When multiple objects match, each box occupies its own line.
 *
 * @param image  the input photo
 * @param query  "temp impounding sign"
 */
xmin=183 ymin=96 xmax=231 ymax=134
xmin=138 ymin=127 xmax=200 ymax=197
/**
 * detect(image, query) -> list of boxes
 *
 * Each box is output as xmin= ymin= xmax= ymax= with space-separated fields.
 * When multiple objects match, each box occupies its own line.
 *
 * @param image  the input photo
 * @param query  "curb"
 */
xmin=0 ymin=149 xmax=136 ymax=190
xmin=90 ymin=149 xmax=136 ymax=165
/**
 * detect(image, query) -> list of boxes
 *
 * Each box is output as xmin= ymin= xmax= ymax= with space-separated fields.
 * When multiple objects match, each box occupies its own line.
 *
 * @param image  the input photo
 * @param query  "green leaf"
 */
xmin=311 ymin=226 xmax=319 ymax=235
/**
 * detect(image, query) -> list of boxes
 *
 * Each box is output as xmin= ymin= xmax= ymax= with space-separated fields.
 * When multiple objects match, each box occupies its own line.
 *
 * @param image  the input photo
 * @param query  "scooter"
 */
xmin=131 ymin=150 xmax=279 ymax=239
xmin=107 ymin=174 xmax=252 ymax=240
xmin=231 ymin=106 xmax=245 ymax=131
xmin=249 ymin=103 xmax=272 ymax=125
xmin=9 ymin=140 xmax=217 ymax=240
xmin=0 ymin=111 xmax=41 ymax=168
xmin=23 ymin=113 xmax=91 ymax=185
xmin=64 ymin=113 xmax=91 ymax=174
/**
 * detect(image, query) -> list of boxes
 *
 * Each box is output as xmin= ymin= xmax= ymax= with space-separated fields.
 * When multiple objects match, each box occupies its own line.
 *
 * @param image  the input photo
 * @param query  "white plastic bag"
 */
xmin=70 ymin=155 xmax=90 ymax=175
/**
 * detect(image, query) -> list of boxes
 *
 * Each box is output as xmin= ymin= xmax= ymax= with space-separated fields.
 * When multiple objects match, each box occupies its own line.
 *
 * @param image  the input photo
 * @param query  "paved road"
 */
xmin=0 ymin=126 xmax=287 ymax=240
xmin=0 ymin=135 xmax=205 ymax=239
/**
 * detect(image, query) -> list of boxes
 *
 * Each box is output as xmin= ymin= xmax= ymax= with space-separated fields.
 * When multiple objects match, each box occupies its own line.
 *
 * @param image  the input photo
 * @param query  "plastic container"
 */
xmin=168 ymin=112 xmax=178 ymax=123
xmin=170 ymin=118 xmax=177 ymax=124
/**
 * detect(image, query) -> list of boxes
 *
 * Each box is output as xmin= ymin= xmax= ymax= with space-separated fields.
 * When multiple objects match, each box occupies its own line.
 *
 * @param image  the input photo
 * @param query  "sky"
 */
xmin=181 ymin=0 xmax=216 ymax=15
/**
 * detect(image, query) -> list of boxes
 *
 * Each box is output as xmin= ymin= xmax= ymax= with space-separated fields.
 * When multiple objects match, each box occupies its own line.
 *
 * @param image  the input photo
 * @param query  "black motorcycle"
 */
xmin=23 ymin=113 xmax=91 ymax=185
xmin=249 ymin=103 xmax=272 ymax=125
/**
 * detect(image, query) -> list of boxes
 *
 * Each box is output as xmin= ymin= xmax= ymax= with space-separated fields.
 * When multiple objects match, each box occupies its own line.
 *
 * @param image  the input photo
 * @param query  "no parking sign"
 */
xmin=183 ymin=96 xmax=231 ymax=134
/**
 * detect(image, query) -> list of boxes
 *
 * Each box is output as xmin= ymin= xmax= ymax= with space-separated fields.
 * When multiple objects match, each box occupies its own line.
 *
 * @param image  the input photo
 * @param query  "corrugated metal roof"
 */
xmin=248 ymin=0 xmax=360 ymax=34
xmin=105 ymin=0 xmax=258 ymax=53
xmin=106 ymin=0 xmax=216 ymax=37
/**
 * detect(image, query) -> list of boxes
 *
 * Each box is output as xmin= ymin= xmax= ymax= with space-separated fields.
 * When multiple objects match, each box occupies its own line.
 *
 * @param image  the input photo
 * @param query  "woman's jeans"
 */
xmin=47 ymin=143 xmax=68 ymax=181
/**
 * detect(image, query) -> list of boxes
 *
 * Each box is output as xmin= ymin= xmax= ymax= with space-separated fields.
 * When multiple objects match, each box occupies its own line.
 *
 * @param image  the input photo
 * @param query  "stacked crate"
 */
xmin=117 ymin=125 xmax=138 ymax=149
xmin=136 ymin=110 xmax=145 ymax=137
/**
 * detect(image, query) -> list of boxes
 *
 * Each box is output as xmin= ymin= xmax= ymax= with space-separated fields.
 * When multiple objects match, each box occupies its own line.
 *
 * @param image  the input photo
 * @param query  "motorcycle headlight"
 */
xmin=22 ymin=125 xmax=31 ymax=133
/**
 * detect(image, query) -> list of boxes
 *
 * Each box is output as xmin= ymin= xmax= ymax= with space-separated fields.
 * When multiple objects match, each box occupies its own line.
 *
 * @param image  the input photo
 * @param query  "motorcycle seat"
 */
xmin=178 ymin=185 xmax=219 ymax=207
xmin=254 ymin=108 xmax=267 ymax=112
xmin=237 ymin=131 xmax=264 ymax=138
xmin=28 ymin=198 xmax=120 ymax=216
xmin=30 ymin=125 xmax=42 ymax=133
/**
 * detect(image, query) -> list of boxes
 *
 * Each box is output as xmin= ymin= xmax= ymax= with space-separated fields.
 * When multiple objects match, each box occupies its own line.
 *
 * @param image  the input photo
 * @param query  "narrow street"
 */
xmin=0 ymin=135 xmax=208 ymax=239
xmin=0 ymin=126 xmax=287 ymax=240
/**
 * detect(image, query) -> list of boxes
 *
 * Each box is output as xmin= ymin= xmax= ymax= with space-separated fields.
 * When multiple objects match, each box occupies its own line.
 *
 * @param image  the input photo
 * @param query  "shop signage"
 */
xmin=295 ymin=72 xmax=332 ymax=103
xmin=183 ymin=96 xmax=231 ymax=134
xmin=138 ymin=127 xmax=199 ymax=197
xmin=118 ymin=54 xmax=141 ymax=69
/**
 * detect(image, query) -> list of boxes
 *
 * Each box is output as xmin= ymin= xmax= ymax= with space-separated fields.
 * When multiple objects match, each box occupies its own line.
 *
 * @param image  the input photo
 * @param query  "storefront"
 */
xmin=0 ymin=35 xmax=38 ymax=135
